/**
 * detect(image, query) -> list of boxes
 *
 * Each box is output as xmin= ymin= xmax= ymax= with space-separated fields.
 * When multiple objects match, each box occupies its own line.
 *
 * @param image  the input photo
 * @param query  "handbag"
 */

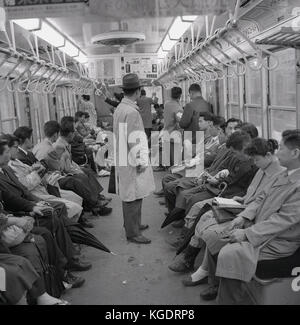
xmin=108 ymin=166 xmax=116 ymax=194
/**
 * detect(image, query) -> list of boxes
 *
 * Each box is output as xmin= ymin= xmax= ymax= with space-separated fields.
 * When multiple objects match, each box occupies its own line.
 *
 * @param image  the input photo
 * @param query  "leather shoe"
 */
xmin=140 ymin=225 xmax=149 ymax=231
xmin=127 ymin=236 xmax=151 ymax=244
xmin=182 ymin=275 xmax=208 ymax=287
xmin=200 ymin=285 xmax=219 ymax=301
xmin=93 ymin=206 xmax=112 ymax=216
xmin=154 ymin=190 xmax=165 ymax=197
xmin=68 ymin=260 xmax=92 ymax=272
xmin=172 ymin=220 xmax=185 ymax=229
xmin=78 ymin=216 xmax=94 ymax=229
xmin=64 ymin=272 xmax=85 ymax=289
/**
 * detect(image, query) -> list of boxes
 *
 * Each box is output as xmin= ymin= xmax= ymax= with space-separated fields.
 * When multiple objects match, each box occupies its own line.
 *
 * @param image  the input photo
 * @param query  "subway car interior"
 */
xmin=0 ymin=0 xmax=300 ymax=306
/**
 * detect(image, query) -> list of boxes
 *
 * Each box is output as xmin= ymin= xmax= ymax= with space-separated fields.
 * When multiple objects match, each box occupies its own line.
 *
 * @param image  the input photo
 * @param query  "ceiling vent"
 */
xmin=91 ymin=31 xmax=146 ymax=48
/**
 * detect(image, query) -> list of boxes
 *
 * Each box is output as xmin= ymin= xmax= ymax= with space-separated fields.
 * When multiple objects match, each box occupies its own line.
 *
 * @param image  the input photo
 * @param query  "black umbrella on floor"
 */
xmin=176 ymin=204 xmax=212 ymax=256
xmin=161 ymin=208 xmax=186 ymax=229
xmin=66 ymin=224 xmax=111 ymax=253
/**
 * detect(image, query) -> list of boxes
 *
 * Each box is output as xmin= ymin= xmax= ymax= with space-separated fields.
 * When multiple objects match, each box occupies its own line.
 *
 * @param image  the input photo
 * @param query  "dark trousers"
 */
xmin=122 ymin=199 xmax=143 ymax=239
xmin=35 ymin=202 xmax=75 ymax=264
xmin=58 ymin=175 xmax=99 ymax=210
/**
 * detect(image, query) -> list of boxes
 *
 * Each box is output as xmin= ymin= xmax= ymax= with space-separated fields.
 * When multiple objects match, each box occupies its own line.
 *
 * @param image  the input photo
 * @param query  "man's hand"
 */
xmin=207 ymin=176 xmax=219 ymax=186
xmin=233 ymin=196 xmax=244 ymax=203
xmin=228 ymin=216 xmax=247 ymax=231
xmin=137 ymin=165 xmax=147 ymax=174
xmin=32 ymin=163 xmax=45 ymax=172
xmin=36 ymin=201 xmax=50 ymax=208
xmin=229 ymin=229 xmax=247 ymax=243
xmin=32 ymin=206 xmax=45 ymax=216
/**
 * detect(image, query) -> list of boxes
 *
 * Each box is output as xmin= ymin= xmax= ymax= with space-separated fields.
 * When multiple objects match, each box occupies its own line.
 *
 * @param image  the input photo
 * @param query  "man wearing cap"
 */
xmin=113 ymin=74 xmax=155 ymax=244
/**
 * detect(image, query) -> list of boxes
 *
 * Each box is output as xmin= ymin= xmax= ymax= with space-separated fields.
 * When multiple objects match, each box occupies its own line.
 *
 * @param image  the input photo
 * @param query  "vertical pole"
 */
xmin=238 ymin=65 xmax=245 ymax=121
xmin=261 ymin=66 xmax=269 ymax=138
xmin=223 ymin=75 xmax=228 ymax=120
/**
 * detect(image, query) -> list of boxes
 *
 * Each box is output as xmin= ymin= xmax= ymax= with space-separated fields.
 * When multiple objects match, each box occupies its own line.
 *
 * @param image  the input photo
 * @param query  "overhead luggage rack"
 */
xmin=256 ymin=27 xmax=300 ymax=49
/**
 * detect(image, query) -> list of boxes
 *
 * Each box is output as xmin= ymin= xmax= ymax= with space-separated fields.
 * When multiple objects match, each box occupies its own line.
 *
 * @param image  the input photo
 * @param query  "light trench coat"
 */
xmin=8 ymin=159 xmax=83 ymax=220
xmin=113 ymin=98 xmax=155 ymax=202
xmin=215 ymin=169 xmax=300 ymax=283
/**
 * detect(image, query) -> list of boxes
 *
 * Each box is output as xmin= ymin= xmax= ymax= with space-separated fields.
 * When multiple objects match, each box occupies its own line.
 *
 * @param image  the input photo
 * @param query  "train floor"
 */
xmin=63 ymin=171 xmax=215 ymax=305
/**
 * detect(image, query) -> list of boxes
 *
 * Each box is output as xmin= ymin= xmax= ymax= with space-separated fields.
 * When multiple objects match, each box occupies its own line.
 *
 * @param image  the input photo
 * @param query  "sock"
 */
xmin=191 ymin=266 xmax=208 ymax=282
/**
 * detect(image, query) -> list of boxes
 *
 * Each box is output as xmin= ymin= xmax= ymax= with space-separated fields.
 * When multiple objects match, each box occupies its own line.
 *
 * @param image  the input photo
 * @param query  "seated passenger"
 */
xmin=199 ymin=130 xmax=300 ymax=304
xmin=3 ymin=134 xmax=83 ymax=221
xmin=33 ymin=121 xmax=111 ymax=216
xmin=169 ymin=138 xmax=285 ymax=277
xmin=0 ymin=207 xmax=83 ymax=302
xmin=164 ymin=131 xmax=257 ymax=222
xmin=0 ymin=139 xmax=92 ymax=275
xmin=0 ymin=253 xmax=69 ymax=305
xmin=75 ymin=111 xmax=95 ymax=140
xmin=204 ymin=118 xmax=242 ymax=168
xmin=54 ymin=117 xmax=112 ymax=216
xmin=154 ymin=117 xmax=241 ymax=197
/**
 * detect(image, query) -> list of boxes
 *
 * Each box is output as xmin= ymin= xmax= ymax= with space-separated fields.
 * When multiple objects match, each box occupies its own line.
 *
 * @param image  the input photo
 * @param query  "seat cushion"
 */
xmin=256 ymin=248 xmax=300 ymax=279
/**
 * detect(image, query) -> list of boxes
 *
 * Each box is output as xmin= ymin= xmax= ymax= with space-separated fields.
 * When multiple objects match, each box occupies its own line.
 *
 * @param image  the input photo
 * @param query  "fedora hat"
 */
xmin=121 ymin=73 xmax=141 ymax=90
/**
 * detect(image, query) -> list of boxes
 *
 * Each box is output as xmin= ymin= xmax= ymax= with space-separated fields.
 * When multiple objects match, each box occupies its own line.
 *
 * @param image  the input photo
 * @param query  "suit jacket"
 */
xmin=53 ymin=137 xmax=82 ymax=175
xmin=0 ymin=167 xmax=39 ymax=213
xmin=16 ymin=148 xmax=38 ymax=167
xmin=179 ymin=96 xmax=213 ymax=144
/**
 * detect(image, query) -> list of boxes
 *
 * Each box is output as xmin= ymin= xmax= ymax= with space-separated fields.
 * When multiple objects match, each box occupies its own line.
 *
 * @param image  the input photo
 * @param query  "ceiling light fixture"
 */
xmin=60 ymin=40 xmax=79 ymax=57
xmin=12 ymin=18 xmax=41 ymax=31
xmin=33 ymin=21 xmax=65 ymax=48
xmin=157 ymin=15 xmax=197 ymax=61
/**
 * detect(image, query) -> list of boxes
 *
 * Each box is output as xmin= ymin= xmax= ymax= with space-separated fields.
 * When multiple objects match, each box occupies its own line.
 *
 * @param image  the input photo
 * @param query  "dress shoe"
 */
xmin=63 ymin=272 xmax=85 ymax=289
xmin=154 ymin=189 xmax=165 ymax=197
xmin=200 ymin=285 xmax=219 ymax=301
xmin=99 ymin=207 xmax=112 ymax=216
xmin=172 ymin=220 xmax=185 ymax=229
xmin=165 ymin=237 xmax=184 ymax=249
xmin=140 ymin=225 xmax=149 ymax=231
xmin=153 ymin=166 xmax=166 ymax=172
xmin=127 ymin=236 xmax=151 ymax=244
xmin=68 ymin=260 xmax=92 ymax=272
xmin=168 ymin=259 xmax=193 ymax=273
xmin=182 ymin=275 xmax=208 ymax=287
xmin=92 ymin=206 xmax=112 ymax=216
xmin=78 ymin=215 xmax=94 ymax=229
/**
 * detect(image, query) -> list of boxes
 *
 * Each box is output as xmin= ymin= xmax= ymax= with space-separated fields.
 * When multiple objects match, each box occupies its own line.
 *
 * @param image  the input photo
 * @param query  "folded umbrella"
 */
xmin=66 ymin=224 xmax=111 ymax=254
xmin=161 ymin=208 xmax=185 ymax=229
xmin=176 ymin=204 xmax=212 ymax=256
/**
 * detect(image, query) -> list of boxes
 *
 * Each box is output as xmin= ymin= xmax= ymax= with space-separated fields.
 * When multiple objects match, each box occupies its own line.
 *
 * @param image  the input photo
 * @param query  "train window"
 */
xmin=269 ymin=49 xmax=296 ymax=108
xmin=228 ymin=66 xmax=240 ymax=119
xmin=245 ymin=63 xmax=263 ymax=136
xmin=245 ymin=65 xmax=262 ymax=106
xmin=269 ymin=48 xmax=297 ymax=140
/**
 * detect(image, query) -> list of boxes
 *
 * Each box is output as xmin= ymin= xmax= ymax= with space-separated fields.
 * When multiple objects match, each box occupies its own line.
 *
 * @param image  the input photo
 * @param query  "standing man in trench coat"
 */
xmin=113 ymin=74 xmax=155 ymax=244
